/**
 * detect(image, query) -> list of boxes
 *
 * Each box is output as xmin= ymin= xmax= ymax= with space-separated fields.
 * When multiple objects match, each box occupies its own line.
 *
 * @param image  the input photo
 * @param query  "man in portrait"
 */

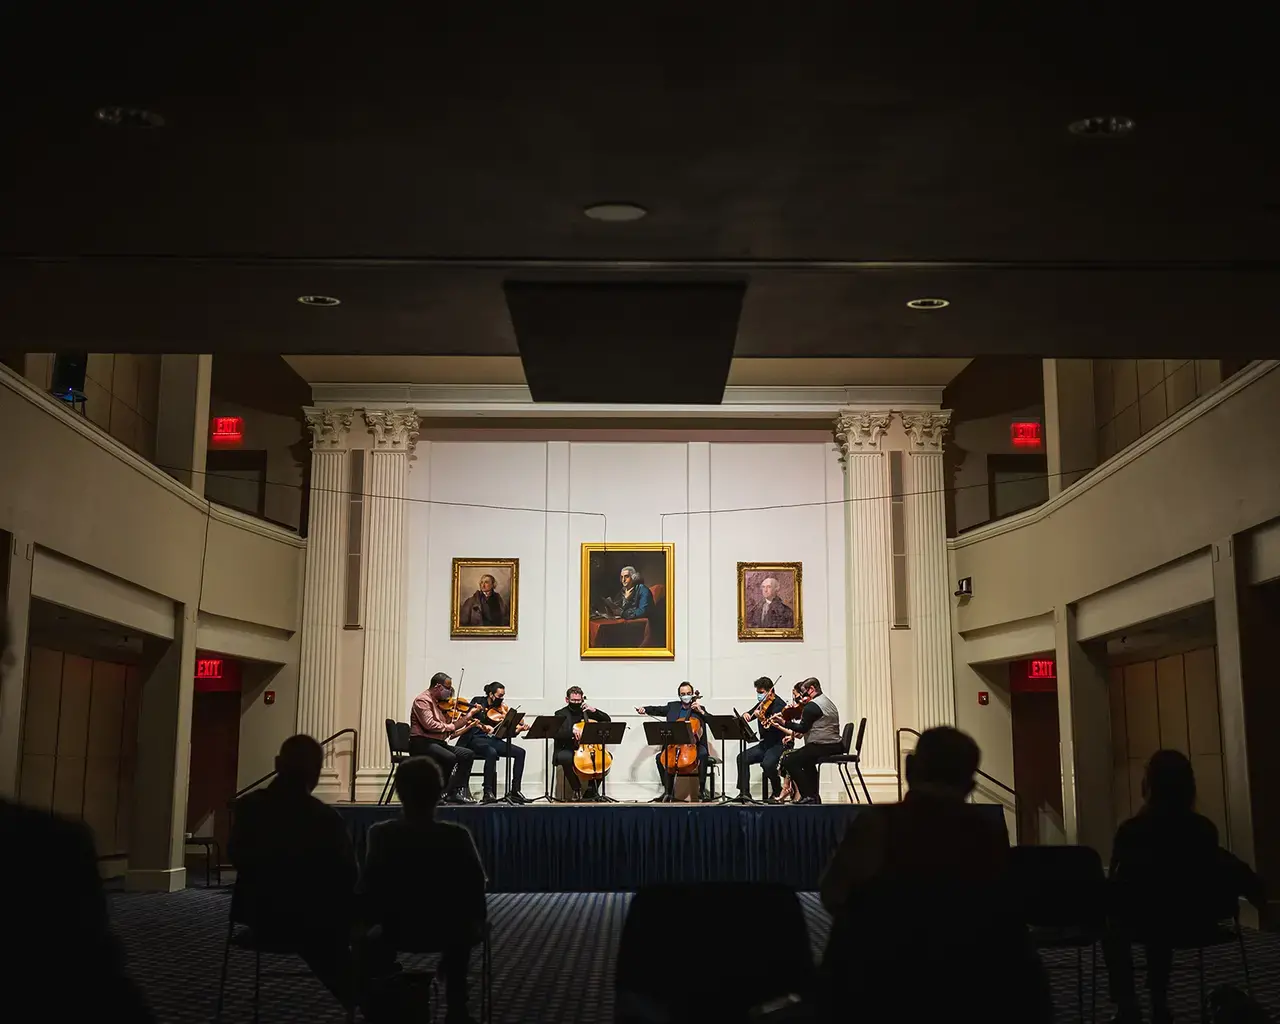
xmin=458 ymin=572 xmax=509 ymax=628
xmin=602 ymin=565 xmax=653 ymax=623
xmin=747 ymin=575 xmax=795 ymax=629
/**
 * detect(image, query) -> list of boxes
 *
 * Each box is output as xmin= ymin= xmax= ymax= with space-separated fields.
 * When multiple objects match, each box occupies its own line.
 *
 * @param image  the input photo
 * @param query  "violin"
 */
xmin=484 ymin=697 xmax=531 ymax=733
xmin=572 ymin=694 xmax=613 ymax=781
xmin=658 ymin=689 xmax=704 ymax=777
xmin=744 ymin=677 xmax=782 ymax=723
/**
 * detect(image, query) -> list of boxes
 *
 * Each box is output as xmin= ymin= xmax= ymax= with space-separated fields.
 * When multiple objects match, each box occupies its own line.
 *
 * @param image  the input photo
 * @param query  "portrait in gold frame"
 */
xmin=737 ymin=561 xmax=803 ymax=640
xmin=580 ymin=542 xmax=675 ymax=658
xmin=451 ymin=558 xmax=519 ymax=638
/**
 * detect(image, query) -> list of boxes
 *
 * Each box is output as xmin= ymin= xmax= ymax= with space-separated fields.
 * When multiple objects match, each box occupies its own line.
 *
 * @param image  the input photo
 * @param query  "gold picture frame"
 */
xmin=580 ymin=542 xmax=675 ymax=658
xmin=451 ymin=558 xmax=519 ymax=638
xmin=737 ymin=561 xmax=803 ymax=640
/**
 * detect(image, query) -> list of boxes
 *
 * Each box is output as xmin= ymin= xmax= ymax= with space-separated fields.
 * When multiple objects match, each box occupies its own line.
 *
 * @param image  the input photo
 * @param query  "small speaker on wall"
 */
xmin=50 ymin=351 xmax=88 ymax=395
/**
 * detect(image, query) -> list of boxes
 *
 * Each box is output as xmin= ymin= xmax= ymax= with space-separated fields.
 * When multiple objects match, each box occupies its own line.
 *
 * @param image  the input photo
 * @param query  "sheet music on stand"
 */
xmin=525 ymin=714 xmax=564 ymax=803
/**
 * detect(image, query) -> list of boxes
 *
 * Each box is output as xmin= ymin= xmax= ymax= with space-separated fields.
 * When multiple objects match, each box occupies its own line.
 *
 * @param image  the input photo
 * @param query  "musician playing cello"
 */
xmin=553 ymin=687 xmax=611 ymax=801
xmin=636 ymin=682 xmax=710 ymax=801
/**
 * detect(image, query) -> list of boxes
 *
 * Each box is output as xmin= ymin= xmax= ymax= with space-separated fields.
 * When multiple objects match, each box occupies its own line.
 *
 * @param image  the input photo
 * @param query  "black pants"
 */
xmin=408 ymin=736 xmax=475 ymax=795
xmin=655 ymin=750 xmax=708 ymax=798
xmin=463 ymin=734 xmax=525 ymax=793
xmin=783 ymin=741 xmax=842 ymax=799
xmin=1103 ymin=925 xmax=1173 ymax=1014
xmin=360 ymin=924 xmax=479 ymax=1018
xmin=736 ymin=741 xmax=783 ymax=798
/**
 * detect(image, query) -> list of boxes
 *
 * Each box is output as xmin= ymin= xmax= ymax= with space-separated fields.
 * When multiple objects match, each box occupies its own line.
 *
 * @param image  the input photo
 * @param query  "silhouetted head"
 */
xmin=274 ymin=734 xmax=324 ymax=792
xmin=395 ymin=756 xmax=443 ymax=819
xmin=1142 ymin=749 xmax=1196 ymax=814
xmin=905 ymin=726 xmax=981 ymax=801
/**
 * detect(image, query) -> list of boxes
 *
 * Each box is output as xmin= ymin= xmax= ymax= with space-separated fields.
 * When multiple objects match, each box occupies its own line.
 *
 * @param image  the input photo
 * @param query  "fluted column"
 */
xmin=298 ymin=408 xmax=353 ymax=772
xmin=902 ymin=411 xmax=957 ymax=729
xmin=833 ymin=411 xmax=895 ymax=773
xmin=356 ymin=410 xmax=419 ymax=778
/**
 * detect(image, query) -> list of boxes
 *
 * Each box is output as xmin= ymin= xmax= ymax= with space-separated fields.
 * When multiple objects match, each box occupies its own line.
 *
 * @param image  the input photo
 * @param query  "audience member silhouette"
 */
xmin=1104 ymin=749 xmax=1262 ymax=1024
xmin=359 ymin=756 xmax=486 ymax=1024
xmin=228 ymin=734 xmax=360 ymax=1014
xmin=0 ymin=615 xmax=154 ymax=1020
xmin=816 ymin=726 xmax=1052 ymax=1023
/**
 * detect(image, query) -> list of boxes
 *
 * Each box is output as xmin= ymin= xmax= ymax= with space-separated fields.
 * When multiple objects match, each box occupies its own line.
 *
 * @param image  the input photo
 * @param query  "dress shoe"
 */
xmin=507 ymin=790 xmax=527 ymax=804
xmin=447 ymin=792 xmax=476 ymax=805
xmin=481 ymin=790 xmax=498 ymax=804
xmin=797 ymin=796 xmax=821 ymax=805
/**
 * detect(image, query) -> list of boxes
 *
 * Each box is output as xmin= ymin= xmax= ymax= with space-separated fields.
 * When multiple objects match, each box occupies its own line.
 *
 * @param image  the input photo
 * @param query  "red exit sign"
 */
xmin=1011 ymin=420 xmax=1042 ymax=448
xmin=196 ymin=658 xmax=223 ymax=679
xmin=1029 ymin=658 xmax=1056 ymax=680
xmin=211 ymin=416 xmax=243 ymax=443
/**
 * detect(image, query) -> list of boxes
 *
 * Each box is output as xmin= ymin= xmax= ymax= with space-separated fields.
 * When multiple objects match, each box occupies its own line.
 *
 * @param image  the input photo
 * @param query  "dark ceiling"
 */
xmin=1 ymin=4 xmax=1277 ymax=362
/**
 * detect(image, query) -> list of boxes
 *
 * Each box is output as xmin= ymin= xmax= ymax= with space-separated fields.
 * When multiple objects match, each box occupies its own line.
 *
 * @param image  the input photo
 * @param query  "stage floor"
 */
xmin=335 ymin=801 xmax=866 ymax=892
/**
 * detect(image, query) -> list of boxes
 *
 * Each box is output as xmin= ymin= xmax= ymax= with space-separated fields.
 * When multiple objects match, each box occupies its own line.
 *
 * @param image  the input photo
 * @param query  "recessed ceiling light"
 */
xmin=297 ymin=295 xmax=341 ymax=307
xmin=1068 ymin=115 xmax=1134 ymax=137
xmin=583 ymin=202 xmax=648 ymax=222
xmin=95 ymin=105 xmax=165 ymax=129
xmin=906 ymin=297 xmax=950 ymax=310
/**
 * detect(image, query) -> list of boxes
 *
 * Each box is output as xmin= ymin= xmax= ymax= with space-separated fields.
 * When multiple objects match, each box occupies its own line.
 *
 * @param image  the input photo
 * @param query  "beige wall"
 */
xmin=951 ymin=362 xmax=1280 ymax=634
xmin=1094 ymin=359 xmax=1221 ymax=463
xmin=1109 ymin=647 xmax=1227 ymax=838
xmin=205 ymin=399 xmax=306 ymax=530
xmin=23 ymin=353 xmax=161 ymax=462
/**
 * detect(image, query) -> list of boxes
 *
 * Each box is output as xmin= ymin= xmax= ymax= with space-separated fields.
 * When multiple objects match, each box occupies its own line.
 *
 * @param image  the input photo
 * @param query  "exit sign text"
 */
xmin=1011 ymin=420 xmax=1043 ymax=448
xmin=196 ymin=658 xmax=224 ymax=679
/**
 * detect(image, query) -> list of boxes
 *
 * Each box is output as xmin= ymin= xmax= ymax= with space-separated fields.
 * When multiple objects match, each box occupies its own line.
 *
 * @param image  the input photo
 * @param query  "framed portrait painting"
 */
xmin=737 ymin=562 xmax=803 ymax=640
xmin=580 ymin=543 xmax=675 ymax=658
xmin=451 ymin=558 xmax=519 ymax=638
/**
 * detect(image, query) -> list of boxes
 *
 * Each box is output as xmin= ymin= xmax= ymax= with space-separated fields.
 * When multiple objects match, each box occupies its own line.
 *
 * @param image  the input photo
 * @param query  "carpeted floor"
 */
xmin=109 ymin=887 xmax=1279 ymax=1022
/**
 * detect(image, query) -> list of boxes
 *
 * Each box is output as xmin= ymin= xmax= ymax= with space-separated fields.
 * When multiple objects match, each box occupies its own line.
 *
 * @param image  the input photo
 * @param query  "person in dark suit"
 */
xmin=746 ymin=576 xmax=795 ymax=629
xmin=637 ymin=682 xmax=711 ymax=800
xmin=0 ymin=614 xmax=153 ymax=1020
xmin=736 ymin=676 xmax=787 ymax=800
xmin=1103 ymin=749 xmax=1261 ymax=1024
xmin=360 ymin=757 xmax=486 ymax=1024
xmin=457 ymin=574 xmax=508 ymax=628
xmin=228 ymin=734 xmax=360 ymax=1015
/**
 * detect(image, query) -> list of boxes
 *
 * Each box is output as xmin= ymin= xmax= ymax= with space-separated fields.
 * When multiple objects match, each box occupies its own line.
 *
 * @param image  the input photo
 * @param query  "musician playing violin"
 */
xmin=409 ymin=672 xmax=483 ymax=804
xmin=457 ymin=681 xmax=530 ymax=803
xmin=553 ymin=687 xmax=611 ymax=801
xmin=637 ymin=682 xmax=711 ymax=801
xmin=736 ymin=676 xmax=787 ymax=801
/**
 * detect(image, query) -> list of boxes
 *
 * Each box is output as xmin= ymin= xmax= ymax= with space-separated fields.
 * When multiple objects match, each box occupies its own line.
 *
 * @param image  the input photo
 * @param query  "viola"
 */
xmin=658 ymin=690 xmax=704 ymax=777
xmin=484 ymin=699 xmax=530 ymax=734
xmin=572 ymin=698 xmax=613 ymax=781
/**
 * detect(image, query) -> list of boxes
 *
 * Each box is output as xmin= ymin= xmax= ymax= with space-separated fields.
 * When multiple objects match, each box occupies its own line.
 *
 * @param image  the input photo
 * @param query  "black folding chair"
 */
xmin=378 ymin=720 xmax=412 ymax=805
xmin=215 ymin=881 xmax=356 ymax=1024
xmin=821 ymin=718 xmax=871 ymax=803
xmin=1009 ymin=844 xmax=1107 ymax=1022
xmin=363 ymin=919 xmax=493 ymax=1024
xmin=616 ymin=883 xmax=813 ymax=1023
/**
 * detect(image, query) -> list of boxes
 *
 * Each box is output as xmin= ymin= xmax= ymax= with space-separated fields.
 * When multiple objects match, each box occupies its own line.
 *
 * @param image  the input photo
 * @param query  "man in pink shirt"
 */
xmin=409 ymin=672 xmax=484 ymax=804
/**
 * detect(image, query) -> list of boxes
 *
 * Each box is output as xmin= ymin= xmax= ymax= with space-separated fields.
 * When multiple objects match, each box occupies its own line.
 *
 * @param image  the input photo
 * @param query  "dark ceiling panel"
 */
xmin=505 ymin=281 xmax=744 ymax=402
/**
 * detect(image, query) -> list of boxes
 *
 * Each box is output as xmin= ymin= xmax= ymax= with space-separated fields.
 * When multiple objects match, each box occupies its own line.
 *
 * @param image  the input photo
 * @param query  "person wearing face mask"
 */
xmin=735 ymin=676 xmax=786 ymax=801
xmin=553 ymin=686 xmax=611 ymax=800
xmin=409 ymin=672 xmax=484 ymax=804
xmin=636 ymin=682 xmax=710 ymax=801
xmin=767 ymin=677 xmax=842 ymax=805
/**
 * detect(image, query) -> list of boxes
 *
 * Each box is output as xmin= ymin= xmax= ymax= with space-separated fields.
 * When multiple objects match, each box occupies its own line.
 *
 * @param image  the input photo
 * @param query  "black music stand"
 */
xmin=710 ymin=712 xmax=758 ymax=803
xmin=577 ymin=721 xmax=626 ymax=803
xmin=643 ymin=720 xmax=694 ymax=802
xmin=490 ymin=708 xmax=526 ymax=804
xmin=524 ymin=715 xmax=563 ymax=803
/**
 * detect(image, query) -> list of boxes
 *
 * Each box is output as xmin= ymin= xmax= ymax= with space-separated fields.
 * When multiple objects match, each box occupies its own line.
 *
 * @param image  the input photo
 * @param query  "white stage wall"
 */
xmin=404 ymin=438 xmax=850 ymax=799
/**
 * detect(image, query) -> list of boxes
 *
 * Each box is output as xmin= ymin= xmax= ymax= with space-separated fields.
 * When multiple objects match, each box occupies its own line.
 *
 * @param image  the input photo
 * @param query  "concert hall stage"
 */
xmin=335 ymin=803 xmax=864 ymax=892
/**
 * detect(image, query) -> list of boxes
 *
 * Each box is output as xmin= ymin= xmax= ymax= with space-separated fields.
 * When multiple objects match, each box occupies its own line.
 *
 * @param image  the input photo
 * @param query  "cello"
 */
xmin=571 ymin=696 xmax=613 ymax=783
xmin=658 ymin=689 xmax=705 ymax=776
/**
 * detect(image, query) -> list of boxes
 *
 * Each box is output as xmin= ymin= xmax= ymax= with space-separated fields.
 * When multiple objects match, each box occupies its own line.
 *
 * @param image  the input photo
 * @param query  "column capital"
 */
xmin=304 ymin=407 xmax=355 ymax=449
xmin=900 ymin=410 xmax=952 ymax=452
xmin=833 ymin=410 xmax=892 ymax=460
xmin=364 ymin=409 xmax=420 ymax=455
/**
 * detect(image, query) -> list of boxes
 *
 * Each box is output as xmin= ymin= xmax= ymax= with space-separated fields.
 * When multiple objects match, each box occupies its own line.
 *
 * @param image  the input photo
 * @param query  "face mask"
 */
xmin=755 ymin=691 xmax=768 ymax=704
xmin=680 ymin=693 xmax=694 ymax=704
xmin=569 ymin=697 xmax=583 ymax=706
xmin=438 ymin=688 xmax=453 ymax=701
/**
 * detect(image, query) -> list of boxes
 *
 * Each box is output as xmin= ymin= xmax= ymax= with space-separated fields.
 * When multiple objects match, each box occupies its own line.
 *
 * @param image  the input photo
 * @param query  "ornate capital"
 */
xmin=304 ymin=407 xmax=354 ymax=449
xmin=364 ymin=409 xmax=420 ymax=455
xmin=833 ymin=410 xmax=892 ymax=461
xmin=901 ymin=410 xmax=952 ymax=452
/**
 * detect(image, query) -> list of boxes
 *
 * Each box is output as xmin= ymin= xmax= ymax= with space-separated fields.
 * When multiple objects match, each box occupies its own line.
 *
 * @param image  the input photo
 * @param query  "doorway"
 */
xmin=186 ymin=655 xmax=242 ymax=855
xmin=1010 ymin=656 xmax=1065 ymax=845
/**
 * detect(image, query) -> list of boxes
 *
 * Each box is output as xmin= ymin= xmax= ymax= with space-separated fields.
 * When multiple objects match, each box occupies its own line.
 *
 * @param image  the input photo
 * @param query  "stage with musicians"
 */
xmin=334 ymin=802 xmax=867 ymax=892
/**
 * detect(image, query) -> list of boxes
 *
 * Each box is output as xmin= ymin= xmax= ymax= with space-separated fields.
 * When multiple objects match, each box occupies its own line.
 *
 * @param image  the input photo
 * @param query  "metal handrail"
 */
xmin=232 ymin=727 xmax=360 ymax=803
xmin=894 ymin=726 xmax=1020 ymax=841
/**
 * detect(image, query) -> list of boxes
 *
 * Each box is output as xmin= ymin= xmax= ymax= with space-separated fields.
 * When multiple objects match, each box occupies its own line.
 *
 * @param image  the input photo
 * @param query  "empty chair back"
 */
xmin=616 ymin=883 xmax=811 ymax=1023
xmin=391 ymin=721 xmax=412 ymax=756
xmin=853 ymin=717 xmax=866 ymax=754
xmin=839 ymin=722 xmax=855 ymax=753
xmin=1008 ymin=844 xmax=1106 ymax=929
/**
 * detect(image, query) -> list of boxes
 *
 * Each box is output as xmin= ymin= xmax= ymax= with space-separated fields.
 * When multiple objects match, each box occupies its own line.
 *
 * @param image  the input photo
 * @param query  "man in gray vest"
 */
xmin=771 ymin=677 xmax=843 ymax=804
